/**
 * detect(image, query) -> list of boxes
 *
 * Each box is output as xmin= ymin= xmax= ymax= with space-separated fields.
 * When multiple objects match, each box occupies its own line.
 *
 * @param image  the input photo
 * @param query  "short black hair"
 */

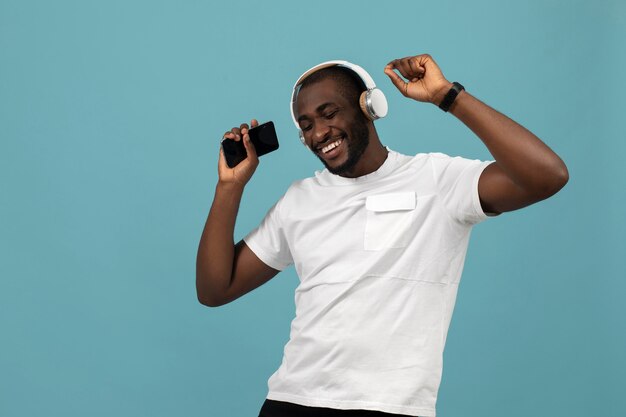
xmin=298 ymin=66 xmax=367 ymax=109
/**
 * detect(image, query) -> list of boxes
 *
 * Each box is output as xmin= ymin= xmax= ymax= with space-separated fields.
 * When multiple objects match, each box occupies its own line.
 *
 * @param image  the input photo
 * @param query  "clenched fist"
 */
xmin=384 ymin=54 xmax=454 ymax=106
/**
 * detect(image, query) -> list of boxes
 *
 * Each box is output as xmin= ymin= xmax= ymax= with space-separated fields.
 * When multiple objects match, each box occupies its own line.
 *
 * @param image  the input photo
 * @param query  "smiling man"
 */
xmin=196 ymin=54 xmax=569 ymax=417
xmin=295 ymin=67 xmax=381 ymax=177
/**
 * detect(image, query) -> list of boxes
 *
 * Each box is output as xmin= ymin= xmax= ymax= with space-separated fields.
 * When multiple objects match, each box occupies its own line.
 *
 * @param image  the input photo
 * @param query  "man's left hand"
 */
xmin=384 ymin=54 xmax=453 ymax=106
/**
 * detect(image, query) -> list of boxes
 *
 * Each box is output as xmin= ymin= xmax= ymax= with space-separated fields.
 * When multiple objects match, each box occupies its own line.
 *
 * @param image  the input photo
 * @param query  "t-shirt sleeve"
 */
xmin=243 ymin=198 xmax=293 ymax=271
xmin=429 ymin=153 xmax=494 ymax=225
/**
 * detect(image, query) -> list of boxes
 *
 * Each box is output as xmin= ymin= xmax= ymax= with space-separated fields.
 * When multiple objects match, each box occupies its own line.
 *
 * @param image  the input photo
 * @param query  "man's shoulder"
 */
xmin=404 ymin=151 xmax=486 ymax=166
xmin=404 ymin=150 xmax=453 ymax=160
xmin=391 ymin=151 xmax=491 ymax=183
xmin=393 ymin=149 xmax=451 ymax=169
xmin=277 ymin=176 xmax=318 ymax=202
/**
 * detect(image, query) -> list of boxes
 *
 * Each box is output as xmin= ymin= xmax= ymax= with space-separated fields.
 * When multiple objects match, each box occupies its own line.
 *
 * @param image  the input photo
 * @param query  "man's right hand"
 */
xmin=218 ymin=119 xmax=260 ymax=187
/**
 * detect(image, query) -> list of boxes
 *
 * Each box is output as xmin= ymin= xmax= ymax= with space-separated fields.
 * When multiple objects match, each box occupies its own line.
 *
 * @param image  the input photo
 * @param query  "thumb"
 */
xmin=384 ymin=65 xmax=408 ymax=97
xmin=242 ymin=131 xmax=258 ymax=163
xmin=217 ymin=145 xmax=232 ymax=174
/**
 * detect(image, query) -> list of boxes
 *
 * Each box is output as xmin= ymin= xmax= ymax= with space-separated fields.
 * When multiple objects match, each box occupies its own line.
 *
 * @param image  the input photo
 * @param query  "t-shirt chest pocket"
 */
xmin=364 ymin=191 xmax=417 ymax=251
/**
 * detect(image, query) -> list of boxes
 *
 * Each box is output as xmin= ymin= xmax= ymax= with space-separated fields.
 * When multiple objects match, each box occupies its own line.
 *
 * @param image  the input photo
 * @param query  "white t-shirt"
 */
xmin=244 ymin=150 xmax=492 ymax=417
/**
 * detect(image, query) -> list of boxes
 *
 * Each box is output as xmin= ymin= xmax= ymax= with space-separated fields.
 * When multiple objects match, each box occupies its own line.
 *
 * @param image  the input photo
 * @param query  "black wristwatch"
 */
xmin=438 ymin=82 xmax=465 ymax=112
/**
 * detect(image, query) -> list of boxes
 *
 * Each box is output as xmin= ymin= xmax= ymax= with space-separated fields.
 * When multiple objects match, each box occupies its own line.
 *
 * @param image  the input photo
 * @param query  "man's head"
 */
xmin=294 ymin=66 xmax=379 ymax=176
xmin=299 ymin=66 xmax=368 ymax=119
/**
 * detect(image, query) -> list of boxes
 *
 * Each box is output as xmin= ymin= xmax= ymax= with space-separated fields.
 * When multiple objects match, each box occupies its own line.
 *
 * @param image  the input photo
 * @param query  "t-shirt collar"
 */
xmin=314 ymin=147 xmax=399 ymax=186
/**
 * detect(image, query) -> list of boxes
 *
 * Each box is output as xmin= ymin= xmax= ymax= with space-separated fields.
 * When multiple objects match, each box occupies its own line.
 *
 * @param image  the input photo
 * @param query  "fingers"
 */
xmin=221 ymin=118 xmax=260 ymax=166
xmin=223 ymin=119 xmax=259 ymax=142
xmin=241 ymin=120 xmax=259 ymax=141
xmin=223 ymin=128 xmax=239 ymax=141
xmin=239 ymin=123 xmax=250 ymax=144
xmin=395 ymin=57 xmax=415 ymax=79
xmin=387 ymin=56 xmax=428 ymax=81
xmin=384 ymin=65 xmax=408 ymax=96
xmin=407 ymin=58 xmax=425 ymax=82
xmin=241 ymin=126 xmax=258 ymax=162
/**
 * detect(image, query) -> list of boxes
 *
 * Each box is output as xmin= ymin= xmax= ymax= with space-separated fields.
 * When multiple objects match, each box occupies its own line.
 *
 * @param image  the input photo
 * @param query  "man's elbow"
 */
xmin=548 ymin=161 xmax=569 ymax=195
xmin=197 ymin=292 xmax=226 ymax=308
xmin=536 ymin=162 xmax=569 ymax=200
xmin=556 ymin=163 xmax=569 ymax=189
xmin=196 ymin=279 xmax=229 ymax=308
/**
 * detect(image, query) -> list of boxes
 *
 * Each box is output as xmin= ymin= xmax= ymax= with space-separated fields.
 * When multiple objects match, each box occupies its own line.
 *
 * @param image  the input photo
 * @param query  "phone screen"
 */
xmin=222 ymin=121 xmax=279 ymax=168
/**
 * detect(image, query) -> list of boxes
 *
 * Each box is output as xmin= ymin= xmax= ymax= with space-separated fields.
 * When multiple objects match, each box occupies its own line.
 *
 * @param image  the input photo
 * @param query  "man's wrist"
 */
xmin=447 ymin=88 xmax=468 ymax=115
xmin=431 ymin=81 xmax=454 ymax=106
xmin=216 ymin=180 xmax=246 ymax=195
xmin=438 ymin=82 xmax=465 ymax=112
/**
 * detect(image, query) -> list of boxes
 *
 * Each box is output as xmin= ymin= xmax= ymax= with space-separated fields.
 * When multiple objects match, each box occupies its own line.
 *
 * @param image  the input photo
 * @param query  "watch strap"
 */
xmin=439 ymin=82 xmax=465 ymax=112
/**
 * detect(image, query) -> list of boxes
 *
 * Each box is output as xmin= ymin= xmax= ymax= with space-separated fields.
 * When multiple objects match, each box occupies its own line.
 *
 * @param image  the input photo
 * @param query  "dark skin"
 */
xmin=196 ymin=53 xmax=569 ymax=307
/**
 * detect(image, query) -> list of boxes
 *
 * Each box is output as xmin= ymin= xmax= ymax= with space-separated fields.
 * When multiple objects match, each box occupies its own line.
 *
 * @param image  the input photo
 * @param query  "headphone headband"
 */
xmin=292 ymin=60 xmax=377 ymax=92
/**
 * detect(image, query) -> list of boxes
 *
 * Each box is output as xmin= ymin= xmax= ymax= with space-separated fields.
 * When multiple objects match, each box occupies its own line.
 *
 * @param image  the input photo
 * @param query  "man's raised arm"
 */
xmin=196 ymin=119 xmax=279 ymax=307
xmin=385 ymin=54 xmax=568 ymax=214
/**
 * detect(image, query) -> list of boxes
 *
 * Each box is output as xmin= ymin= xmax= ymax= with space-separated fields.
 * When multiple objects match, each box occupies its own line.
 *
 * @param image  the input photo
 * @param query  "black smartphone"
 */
xmin=222 ymin=121 xmax=280 ymax=168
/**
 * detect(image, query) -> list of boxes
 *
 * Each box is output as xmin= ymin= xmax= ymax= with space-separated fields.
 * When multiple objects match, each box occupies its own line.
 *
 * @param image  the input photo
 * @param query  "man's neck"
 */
xmin=339 ymin=133 xmax=388 ymax=178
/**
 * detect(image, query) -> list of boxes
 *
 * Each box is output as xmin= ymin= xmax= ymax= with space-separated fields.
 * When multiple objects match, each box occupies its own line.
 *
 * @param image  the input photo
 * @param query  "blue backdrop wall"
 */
xmin=1 ymin=1 xmax=624 ymax=416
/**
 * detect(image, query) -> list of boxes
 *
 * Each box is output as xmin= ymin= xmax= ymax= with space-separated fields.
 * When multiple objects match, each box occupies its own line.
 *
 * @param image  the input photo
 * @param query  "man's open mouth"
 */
xmin=321 ymin=138 xmax=343 ymax=153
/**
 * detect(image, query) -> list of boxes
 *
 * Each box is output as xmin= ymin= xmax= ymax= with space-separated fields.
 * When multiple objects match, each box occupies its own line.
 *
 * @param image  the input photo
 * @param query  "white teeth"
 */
xmin=321 ymin=138 xmax=343 ymax=154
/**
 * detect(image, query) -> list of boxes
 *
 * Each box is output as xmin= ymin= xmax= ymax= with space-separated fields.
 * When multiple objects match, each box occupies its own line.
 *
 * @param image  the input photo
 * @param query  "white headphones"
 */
xmin=290 ymin=60 xmax=388 ymax=145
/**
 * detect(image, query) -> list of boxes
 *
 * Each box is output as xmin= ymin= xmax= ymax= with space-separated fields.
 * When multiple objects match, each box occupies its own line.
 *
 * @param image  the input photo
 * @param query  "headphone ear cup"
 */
xmin=299 ymin=130 xmax=309 ymax=148
xmin=368 ymin=89 xmax=388 ymax=119
xmin=359 ymin=89 xmax=389 ymax=121
xmin=359 ymin=91 xmax=375 ymax=121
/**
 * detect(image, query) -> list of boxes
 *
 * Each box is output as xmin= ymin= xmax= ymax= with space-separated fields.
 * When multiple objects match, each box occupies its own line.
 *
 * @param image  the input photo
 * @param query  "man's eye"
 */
xmin=324 ymin=111 xmax=337 ymax=119
xmin=301 ymin=125 xmax=312 ymax=131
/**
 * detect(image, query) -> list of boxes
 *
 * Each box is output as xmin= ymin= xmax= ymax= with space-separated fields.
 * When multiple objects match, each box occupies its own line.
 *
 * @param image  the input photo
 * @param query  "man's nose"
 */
xmin=312 ymin=121 xmax=331 ymax=143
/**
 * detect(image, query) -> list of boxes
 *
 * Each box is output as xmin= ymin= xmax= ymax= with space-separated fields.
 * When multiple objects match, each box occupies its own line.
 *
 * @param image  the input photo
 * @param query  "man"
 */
xmin=196 ymin=54 xmax=568 ymax=417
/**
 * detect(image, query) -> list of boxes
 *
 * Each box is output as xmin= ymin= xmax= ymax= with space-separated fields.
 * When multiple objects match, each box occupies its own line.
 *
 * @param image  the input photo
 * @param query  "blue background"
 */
xmin=1 ymin=1 xmax=625 ymax=416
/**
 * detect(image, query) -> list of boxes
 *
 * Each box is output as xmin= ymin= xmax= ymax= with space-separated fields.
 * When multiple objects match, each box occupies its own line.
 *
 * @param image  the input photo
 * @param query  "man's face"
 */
xmin=296 ymin=78 xmax=370 ymax=176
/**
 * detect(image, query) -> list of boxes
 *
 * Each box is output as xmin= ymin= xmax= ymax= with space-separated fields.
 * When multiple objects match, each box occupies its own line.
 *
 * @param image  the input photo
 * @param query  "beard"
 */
xmin=317 ymin=117 xmax=370 ymax=176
